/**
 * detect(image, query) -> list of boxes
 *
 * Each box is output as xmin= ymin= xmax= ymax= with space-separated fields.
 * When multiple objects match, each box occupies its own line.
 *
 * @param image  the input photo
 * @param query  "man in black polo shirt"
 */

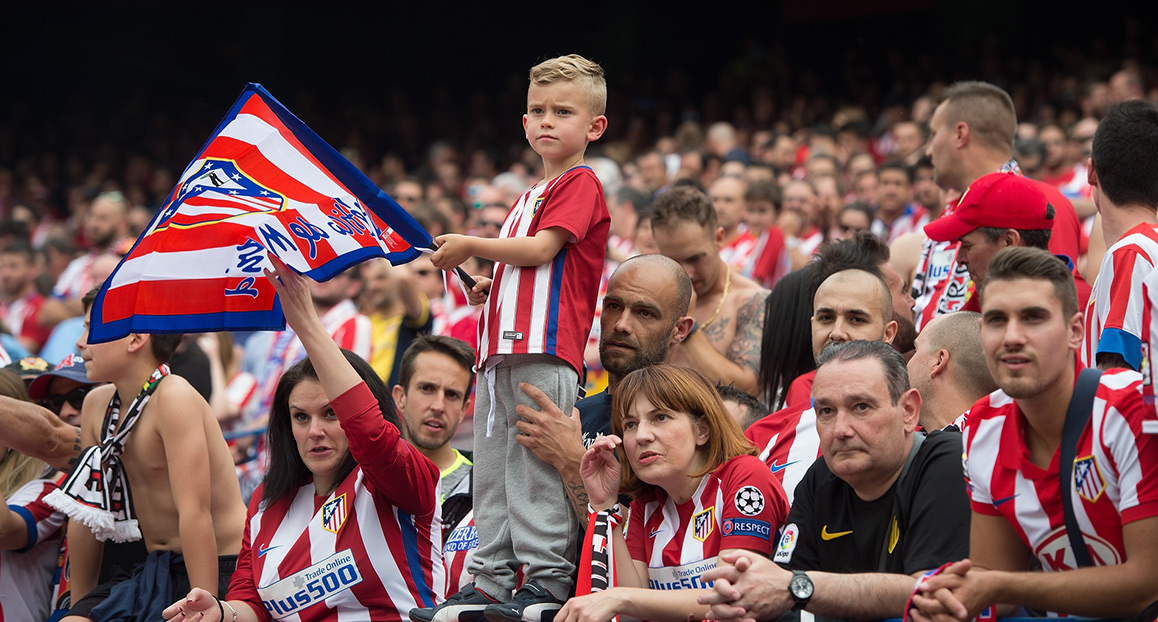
xmin=700 ymin=340 xmax=969 ymax=620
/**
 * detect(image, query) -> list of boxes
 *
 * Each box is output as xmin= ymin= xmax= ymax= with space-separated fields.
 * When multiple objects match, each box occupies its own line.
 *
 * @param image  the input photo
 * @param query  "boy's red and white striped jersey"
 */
xmin=963 ymin=368 xmax=1158 ymax=575
xmin=478 ymin=166 xmax=609 ymax=375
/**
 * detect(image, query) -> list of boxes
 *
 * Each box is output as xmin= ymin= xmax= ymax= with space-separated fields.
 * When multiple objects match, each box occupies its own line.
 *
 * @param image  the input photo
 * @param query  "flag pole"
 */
xmin=427 ymin=241 xmax=480 ymax=290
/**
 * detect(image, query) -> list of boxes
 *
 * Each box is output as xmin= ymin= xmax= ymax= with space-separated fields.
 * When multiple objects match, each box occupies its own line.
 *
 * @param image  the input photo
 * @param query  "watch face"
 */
xmin=789 ymin=573 xmax=814 ymax=599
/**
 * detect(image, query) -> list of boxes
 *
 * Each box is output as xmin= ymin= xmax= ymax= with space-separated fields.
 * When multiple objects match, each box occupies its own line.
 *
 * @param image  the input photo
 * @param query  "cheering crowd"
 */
xmin=1 ymin=43 xmax=1157 ymax=622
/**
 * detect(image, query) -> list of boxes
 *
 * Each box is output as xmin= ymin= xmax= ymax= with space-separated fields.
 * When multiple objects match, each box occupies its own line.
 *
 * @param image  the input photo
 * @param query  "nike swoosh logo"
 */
xmin=993 ymin=494 xmax=1019 ymax=507
xmin=769 ymin=460 xmax=799 ymax=474
xmin=820 ymin=525 xmax=853 ymax=540
xmin=648 ymin=529 xmax=665 ymax=539
xmin=258 ymin=545 xmax=281 ymax=557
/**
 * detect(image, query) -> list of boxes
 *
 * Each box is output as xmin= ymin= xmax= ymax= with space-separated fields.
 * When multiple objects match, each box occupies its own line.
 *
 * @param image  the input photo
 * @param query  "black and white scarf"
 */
xmin=46 ymin=365 xmax=169 ymax=542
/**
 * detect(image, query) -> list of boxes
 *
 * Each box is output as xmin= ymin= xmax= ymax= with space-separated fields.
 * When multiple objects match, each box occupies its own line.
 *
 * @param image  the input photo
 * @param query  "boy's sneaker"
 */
xmin=483 ymin=581 xmax=565 ymax=622
xmin=410 ymin=583 xmax=500 ymax=622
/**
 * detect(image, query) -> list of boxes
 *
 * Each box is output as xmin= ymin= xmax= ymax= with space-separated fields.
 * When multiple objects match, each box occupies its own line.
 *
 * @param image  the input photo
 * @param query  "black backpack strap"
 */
xmin=1060 ymin=368 xmax=1102 ymax=568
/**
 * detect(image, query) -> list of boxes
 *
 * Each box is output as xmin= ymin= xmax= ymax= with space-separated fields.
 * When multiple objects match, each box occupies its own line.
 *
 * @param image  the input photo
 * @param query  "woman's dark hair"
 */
xmin=261 ymin=349 xmax=399 ymax=504
xmin=758 ymin=265 xmax=817 ymax=410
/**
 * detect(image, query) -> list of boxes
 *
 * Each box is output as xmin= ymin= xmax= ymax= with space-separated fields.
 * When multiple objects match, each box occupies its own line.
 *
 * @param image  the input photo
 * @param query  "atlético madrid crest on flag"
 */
xmin=160 ymin=159 xmax=286 ymax=229
xmin=322 ymin=494 xmax=348 ymax=534
xmin=87 ymin=83 xmax=435 ymax=344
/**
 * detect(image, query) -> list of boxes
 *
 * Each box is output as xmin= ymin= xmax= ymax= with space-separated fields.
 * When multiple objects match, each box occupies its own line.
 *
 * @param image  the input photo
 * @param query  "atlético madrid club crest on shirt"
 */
xmin=692 ymin=507 xmax=714 ymax=542
xmin=1073 ymin=456 xmax=1106 ymax=503
xmin=322 ymin=494 xmax=348 ymax=534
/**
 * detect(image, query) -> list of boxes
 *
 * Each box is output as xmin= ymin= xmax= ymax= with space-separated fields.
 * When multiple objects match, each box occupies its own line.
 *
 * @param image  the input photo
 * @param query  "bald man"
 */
xmin=747 ymin=268 xmax=898 ymax=505
xmin=906 ymin=311 xmax=997 ymax=431
xmin=516 ymin=254 xmax=694 ymax=521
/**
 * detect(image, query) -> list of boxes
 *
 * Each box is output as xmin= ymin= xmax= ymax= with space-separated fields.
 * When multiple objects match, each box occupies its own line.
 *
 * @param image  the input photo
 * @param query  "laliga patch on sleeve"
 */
xmin=721 ymin=517 xmax=772 ymax=540
xmin=774 ymin=522 xmax=799 ymax=563
xmin=734 ymin=485 xmax=765 ymax=516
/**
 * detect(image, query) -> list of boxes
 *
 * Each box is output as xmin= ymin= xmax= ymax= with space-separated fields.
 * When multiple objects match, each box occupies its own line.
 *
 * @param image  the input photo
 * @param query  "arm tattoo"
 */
xmin=66 ymin=429 xmax=83 ymax=468
xmin=701 ymin=314 xmax=731 ymax=345
xmin=728 ymin=291 xmax=767 ymax=373
xmin=566 ymin=479 xmax=591 ymax=527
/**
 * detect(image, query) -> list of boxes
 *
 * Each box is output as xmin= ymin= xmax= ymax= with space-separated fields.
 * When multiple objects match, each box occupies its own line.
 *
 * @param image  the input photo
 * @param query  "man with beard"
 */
xmin=40 ymin=192 xmax=130 ymax=326
xmin=514 ymin=254 xmax=694 ymax=522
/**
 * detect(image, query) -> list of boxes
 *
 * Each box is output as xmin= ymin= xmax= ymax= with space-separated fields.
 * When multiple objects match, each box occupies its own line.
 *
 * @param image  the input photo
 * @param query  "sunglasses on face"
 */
xmin=42 ymin=386 xmax=94 ymax=413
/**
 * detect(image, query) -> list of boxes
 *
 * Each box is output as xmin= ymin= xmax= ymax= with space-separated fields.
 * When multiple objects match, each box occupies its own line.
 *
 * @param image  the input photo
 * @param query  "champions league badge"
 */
xmin=734 ymin=486 xmax=765 ymax=516
xmin=322 ymin=494 xmax=348 ymax=534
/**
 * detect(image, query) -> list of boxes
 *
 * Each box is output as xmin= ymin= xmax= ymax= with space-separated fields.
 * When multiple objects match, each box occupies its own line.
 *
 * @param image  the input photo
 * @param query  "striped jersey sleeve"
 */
xmin=1082 ymin=223 xmax=1158 ymax=370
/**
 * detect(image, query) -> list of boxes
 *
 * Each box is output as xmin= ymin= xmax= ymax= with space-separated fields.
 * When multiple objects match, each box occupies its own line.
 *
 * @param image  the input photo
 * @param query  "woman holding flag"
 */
xmin=560 ymin=364 xmax=788 ymax=622
xmin=163 ymin=255 xmax=442 ymax=622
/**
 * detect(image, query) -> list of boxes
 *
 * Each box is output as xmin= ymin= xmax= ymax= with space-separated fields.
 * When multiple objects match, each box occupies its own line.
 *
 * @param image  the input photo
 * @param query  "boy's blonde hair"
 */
xmin=530 ymin=54 xmax=607 ymax=116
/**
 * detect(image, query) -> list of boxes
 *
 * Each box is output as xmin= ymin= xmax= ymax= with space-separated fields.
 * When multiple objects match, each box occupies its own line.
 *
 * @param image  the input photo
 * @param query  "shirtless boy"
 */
xmin=51 ymin=287 xmax=246 ymax=622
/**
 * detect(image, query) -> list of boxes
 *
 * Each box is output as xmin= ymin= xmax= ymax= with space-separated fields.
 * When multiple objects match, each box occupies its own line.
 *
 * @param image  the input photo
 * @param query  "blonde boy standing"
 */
xmin=419 ymin=54 xmax=610 ymax=622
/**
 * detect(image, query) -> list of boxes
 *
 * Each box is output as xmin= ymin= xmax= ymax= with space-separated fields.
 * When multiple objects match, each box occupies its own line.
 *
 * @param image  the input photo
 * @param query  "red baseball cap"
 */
xmin=923 ymin=172 xmax=1053 ymax=242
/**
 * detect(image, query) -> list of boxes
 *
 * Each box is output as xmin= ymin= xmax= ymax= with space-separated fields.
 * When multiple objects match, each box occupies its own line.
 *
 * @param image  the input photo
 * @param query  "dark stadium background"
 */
xmin=4 ymin=1 xmax=1158 ymax=176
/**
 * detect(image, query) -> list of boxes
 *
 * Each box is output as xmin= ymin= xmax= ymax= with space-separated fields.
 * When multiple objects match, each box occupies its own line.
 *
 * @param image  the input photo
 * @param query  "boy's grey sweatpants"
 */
xmin=467 ymin=355 xmax=579 ymax=601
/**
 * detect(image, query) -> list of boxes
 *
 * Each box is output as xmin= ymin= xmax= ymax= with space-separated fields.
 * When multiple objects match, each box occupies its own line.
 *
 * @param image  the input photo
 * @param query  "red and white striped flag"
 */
xmin=88 ymin=83 xmax=433 ymax=344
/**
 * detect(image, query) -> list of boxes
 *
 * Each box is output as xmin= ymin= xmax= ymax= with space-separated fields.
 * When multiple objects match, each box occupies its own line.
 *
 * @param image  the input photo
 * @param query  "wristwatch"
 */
xmin=788 ymin=570 xmax=813 ymax=611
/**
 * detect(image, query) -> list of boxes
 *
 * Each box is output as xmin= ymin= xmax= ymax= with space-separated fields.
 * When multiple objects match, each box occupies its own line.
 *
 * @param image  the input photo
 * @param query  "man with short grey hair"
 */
xmin=700 ymin=340 xmax=969 ymax=621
